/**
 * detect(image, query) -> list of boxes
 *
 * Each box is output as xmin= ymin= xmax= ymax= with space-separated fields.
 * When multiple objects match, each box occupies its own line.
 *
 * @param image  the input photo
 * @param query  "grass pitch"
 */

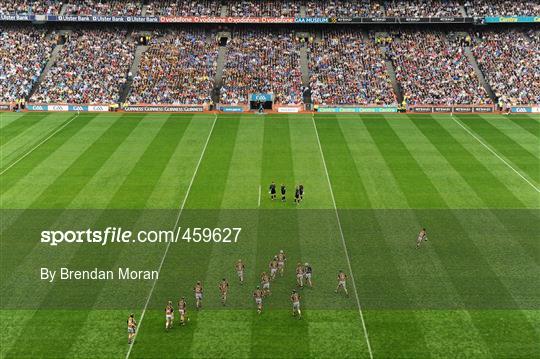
xmin=0 ymin=112 xmax=539 ymax=359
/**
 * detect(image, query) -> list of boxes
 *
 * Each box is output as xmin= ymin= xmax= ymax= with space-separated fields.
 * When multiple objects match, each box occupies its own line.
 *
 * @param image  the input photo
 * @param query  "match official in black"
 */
xmin=281 ymin=184 xmax=286 ymax=202
xmin=269 ymin=182 xmax=276 ymax=200
xmin=294 ymin=186 xmax=300 ymax=204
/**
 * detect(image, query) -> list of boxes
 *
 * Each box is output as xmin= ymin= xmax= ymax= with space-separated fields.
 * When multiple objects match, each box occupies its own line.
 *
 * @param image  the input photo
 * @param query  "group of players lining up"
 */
xmin=269 ymin=182 xmax=304 ymax=204
xmin=127 ymin=255 xmax=352 ymax=342
xmin=128 ymin=227 xmax=428 ymax=343
xmin=249 ymin=250 xmax=312 ymax=317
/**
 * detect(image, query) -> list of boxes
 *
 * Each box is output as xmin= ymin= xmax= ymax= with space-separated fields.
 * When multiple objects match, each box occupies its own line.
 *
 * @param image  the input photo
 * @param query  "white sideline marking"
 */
xmin=0 ymin=113 xmax=80 ymax=176
xmin=451 ymin=114 xmax=539 ymax=193
xmin=126 ymin=114 xmax=218 ymax=358
xmin=311 ymin=114 xmax=374 ymax=359
xmin=258 ymin=185 xmax=261 ymax=207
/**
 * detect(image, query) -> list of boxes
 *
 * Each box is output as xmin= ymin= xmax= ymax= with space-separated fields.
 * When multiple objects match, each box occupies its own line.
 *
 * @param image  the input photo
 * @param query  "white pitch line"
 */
xmin=451 ymin=114 xmax=540 ymax=193
xmin=258 ymin=185 xmax=261 ymax=207
xmin=0 ymin=113 xmax=80 ymax=176
xmin=126 ymin=114 xmax=218 ymax=358
xmin=311 ymin=114 xmax=374 ymax=359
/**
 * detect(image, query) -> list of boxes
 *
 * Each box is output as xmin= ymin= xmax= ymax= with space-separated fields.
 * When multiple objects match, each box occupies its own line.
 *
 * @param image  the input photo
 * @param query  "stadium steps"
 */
xmin=220 ymin=4 xmax=228 ymax=16
xmin=141 ymin=5 xmax=148 ymax=16
xmin=27 ymin=37 xmax=66 ymax=100
xmin=300 ymin=4 xmax=306 ymax=17
xmin=377 ymin=32 xmax=404 ymax=103
xmin=299 ymin=43 xmax=310 ymax=88
xmin=214 ymin=40 xmax=229 ymax=89
xmin=460 ymin=37 xmax=497 ymax=103
xmin=119 ymin=45 xmax=148 ymax=103
xmin=59 ymin=3 xmax=67 ymax=15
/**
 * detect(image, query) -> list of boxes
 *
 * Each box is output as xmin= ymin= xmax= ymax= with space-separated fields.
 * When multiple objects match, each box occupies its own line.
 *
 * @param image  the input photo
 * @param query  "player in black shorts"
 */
xmin=294 ymin=186 xmax=300 ymax=204
xmin=281 ymin=184 xmax=286 ymax=202
xmin=299 ymin=184 xmax=304 ymax=201
xmin=269 ymin=182 xmax=276 ymax=200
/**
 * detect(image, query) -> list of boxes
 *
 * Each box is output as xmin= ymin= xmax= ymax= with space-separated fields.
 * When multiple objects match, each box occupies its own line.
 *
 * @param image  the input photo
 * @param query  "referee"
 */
xmin=269 ymin=182 xmax=276 ymax=200
xmin=294 ymin=186 xmax=300 ymax=204
xmin=280 ymin=184 xmax=286 ymax=202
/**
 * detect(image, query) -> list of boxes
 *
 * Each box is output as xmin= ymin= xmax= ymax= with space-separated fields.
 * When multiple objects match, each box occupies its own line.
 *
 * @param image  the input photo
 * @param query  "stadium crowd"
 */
xmin=220 ymin=31 xmax=303 ymax=105
xmin=388 ymin=31 xmax=491 ymax=105
xmin=308 ymin=31 xmax=396 ymax=105
xmin=145 ymin=0 xmax=220 ymax=16
xmin=473 ymin=30 xmax=540 ymax=106
xmin=0 ymin=28 xmax=56 ymax=102
xmin=305 ymin=0 xmax=465 ymax=17
xmin=305 ymin=0 xmax=385 ymax=17
xmin=31 ymin=30 xmax=135 ymax=104
xmin=464 ymin=1 xmax=540 ymax=17
xmin=0 ymin=0 xmax=61 ymax=15
xmin=63 ymin=0 xmax=143 ymax=16
xmin=384 ymin=0 xmax=463 ymax=17
xmin=128 ymin=30 xmax=218 ymax=105
xmin=2 ymin=0 xmax=540 ymax=17
xmin=228 ymin=0 xmax=300 ymax=17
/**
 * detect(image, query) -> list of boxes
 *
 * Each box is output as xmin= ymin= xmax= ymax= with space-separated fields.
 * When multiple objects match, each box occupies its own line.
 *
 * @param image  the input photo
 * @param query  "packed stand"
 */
xmin=388 ymin=31 xmax=491 ymax=105
xmin=308 ymin=31 xmax=396 ymax=106
xmin=305 ymin=0 xmax=385 ymax=17
xmin=0 ymin=0 xmax=61 ymax=15
xmin=220 ymin=31 xmax=303 ymax=105
xmin=63 ymin=0 xmax=143 ymax=16
xmin=464 ymin=1 xmax=540 ymax=17
xmin=472 ymin=30 xmax=540 ymax=105
xmin=0 ymin=28 xmax=55 ymax=102
xmin=384 ymin=0 xmax=463 ymax=17
xmin=129 ymin=30 xmax=218 ymax=105
xmin=227 ymin=0 xmax=300 ymax=17
xmin=145 ymin=0 xmax=220 ymax=16
xmin=31 ymin=30 xmax=135 ymax=104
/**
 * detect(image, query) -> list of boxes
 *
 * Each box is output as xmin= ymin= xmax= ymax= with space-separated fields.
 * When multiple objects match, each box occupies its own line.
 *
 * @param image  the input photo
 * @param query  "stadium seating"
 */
xmin=0 ymin=28 xmax=56 ymax=102
xmin=227 ymin=0 xmax=301 ymax=17
xmin=305 ymin=0 xmax=385 ymax=17
xmin=145 ymin=0 xmax=220 ymax=16
xmin=388 ymin=30 xmax=492 ymax=105
xmin=308 ymin=30 xmax=396 ymax=106
xmin=63 ymin=0 xmax=143 ymax=16
xmin=220 ymin=30 xmax=303 ymax=105
xmin=2 ymin=0 xmax=540 ymax=17
xmin=384 ymin=0 xmax=463 ymax=17
xmin=473 ymin=30 xmax=540 ymax=105
xmin=464 ymin=1 xmax=540 ymax=17
xmin=31 ymin=30 xmax=135 ymax=104
xmin=0 ymin=0 xmax=61 ymax=15
xmin=128 ymin=30 xmax=218 ymax=105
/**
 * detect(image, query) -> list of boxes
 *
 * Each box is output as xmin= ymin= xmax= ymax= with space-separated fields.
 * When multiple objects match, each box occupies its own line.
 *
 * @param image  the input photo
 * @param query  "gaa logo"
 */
xmin=512 ymin=107 xmax=528 ymax=113
xmin=254 ymin=94 xmax=269 ymax=102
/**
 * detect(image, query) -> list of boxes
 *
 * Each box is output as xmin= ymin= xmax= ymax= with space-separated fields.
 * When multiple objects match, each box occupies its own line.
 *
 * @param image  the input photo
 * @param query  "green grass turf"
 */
xmin=0 ymin=112 xmax=539 ymax=358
